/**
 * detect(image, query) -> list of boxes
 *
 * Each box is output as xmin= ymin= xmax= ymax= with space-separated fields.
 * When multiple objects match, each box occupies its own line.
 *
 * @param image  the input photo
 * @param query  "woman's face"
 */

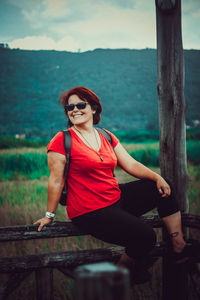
xmin=67 ymin=94 xmax=96 ymax=126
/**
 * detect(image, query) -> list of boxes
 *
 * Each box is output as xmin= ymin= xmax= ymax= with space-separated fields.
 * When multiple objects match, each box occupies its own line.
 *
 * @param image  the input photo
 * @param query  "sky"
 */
xmin=0 ymin=0 xmax=200 ymax=52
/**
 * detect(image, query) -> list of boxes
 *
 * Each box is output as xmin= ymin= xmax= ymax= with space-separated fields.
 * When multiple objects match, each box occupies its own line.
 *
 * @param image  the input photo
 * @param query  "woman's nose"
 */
xmin=73 ymin=106 xmax=79 ymax=112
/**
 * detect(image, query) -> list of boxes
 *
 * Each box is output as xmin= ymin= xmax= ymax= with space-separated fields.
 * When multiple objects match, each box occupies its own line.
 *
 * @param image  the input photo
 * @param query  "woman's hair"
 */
xmin=59 ymin=86 xmax=102 ymax=127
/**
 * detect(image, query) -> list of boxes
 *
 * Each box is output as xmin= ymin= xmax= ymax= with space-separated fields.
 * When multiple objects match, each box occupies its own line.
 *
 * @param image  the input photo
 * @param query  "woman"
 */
xmin=34 ymin=86 xmax=186 ymax=283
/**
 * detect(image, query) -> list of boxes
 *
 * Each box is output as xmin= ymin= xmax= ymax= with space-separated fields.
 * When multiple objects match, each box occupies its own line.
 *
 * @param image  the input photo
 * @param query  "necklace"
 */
xmin=74 ymin=127 xmax=103 ymax=161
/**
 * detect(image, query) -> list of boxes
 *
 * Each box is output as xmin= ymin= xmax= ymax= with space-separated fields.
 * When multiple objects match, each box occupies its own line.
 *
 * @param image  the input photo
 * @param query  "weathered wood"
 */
xmin=156 ymin=0 xmax=189 ymax=212
xmin=156 ymin=0 xmax=189 ymax=299
xmin=0 ymin=214 xmax=199 ymax=242
xmin=0 ymin=246 xmax=124 ymax=273
xmin=35 ymin=268 xmax=53 ymax=300
xmin=0 ymin=271 xmax=32 ymax=300
xmin=0 ymin=241 xmax=199 ymax=274
xmin=74 ymin=262 xmax=130 ymax=300
xmin=0 ymin=221 xmax=87 ymax=242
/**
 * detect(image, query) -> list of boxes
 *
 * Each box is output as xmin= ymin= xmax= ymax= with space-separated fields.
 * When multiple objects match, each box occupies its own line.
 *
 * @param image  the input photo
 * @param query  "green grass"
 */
xmin=186 ymin=140 xmax=200 ymax=165
xmin=0 ymin=152 xmax=49 ymax=180
xmin=0 ymin=140 xmax=199 ymax=180
xmin=0 ymin=167 xmax=199 ymax=300
xmin=0 ymin=142 xmax=199 ymax=300
xmin=113 ymin=128 xmax=200 ymax=143
xmin=1 ymin=128 xmax=199 ymax=149
xmin=0 ymin=135 xmax=48 ymax=149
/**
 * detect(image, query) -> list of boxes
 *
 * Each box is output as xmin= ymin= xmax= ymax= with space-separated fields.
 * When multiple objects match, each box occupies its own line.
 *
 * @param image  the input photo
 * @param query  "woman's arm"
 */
xmin=114 ymin=143 xmax=171 ymax=197
xmin=34 ymin=151 xmax=66 ymax=231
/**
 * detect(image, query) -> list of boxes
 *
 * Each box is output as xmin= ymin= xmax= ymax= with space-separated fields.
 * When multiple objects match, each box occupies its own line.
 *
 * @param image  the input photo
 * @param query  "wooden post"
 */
xmin=155 ymin=0 xmax=189 ymax=299
xmin=35 ymin=268 xmax=54 ymax=300
xmin=74 ymin=262 xmax=130 ymax=300
xmin=155 ymin=0 xmax=189 ymax=210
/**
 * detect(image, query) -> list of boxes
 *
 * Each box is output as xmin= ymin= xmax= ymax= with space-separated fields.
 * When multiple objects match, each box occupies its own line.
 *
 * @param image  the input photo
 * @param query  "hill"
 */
xmin=0 ymin=48 xmax=199 ymax=140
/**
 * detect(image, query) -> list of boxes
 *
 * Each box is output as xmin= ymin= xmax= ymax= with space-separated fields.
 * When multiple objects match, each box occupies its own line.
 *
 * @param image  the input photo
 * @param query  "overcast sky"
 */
xmin=0 ymin=0 xmax=200 ymax=52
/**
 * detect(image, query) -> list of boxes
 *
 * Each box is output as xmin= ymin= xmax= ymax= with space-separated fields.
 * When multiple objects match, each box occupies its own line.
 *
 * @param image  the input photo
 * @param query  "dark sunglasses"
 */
xmin=64 ymin=102 xmax=89 ymax=112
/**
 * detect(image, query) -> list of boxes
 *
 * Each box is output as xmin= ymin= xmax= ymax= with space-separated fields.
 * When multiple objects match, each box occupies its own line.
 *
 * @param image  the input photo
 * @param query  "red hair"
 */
xmin=59 ymin=86 xmax=102 ymax=126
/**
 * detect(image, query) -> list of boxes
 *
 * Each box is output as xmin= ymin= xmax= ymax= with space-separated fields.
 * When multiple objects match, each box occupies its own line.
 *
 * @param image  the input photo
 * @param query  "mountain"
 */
xmin=0 ymin=48 xmax=199 ymax=140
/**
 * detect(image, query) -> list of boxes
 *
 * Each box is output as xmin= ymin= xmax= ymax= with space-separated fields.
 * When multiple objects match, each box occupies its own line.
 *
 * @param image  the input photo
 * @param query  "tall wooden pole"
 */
xmin=155 ymin=0 xmax=189 ymax=212
xmin=155 ymin=1 xmax=189 ymax=299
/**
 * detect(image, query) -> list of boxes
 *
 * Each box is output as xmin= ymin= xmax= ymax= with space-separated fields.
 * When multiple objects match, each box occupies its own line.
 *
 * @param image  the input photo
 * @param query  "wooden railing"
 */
xmin=0 ymin=213 xmax=200 ymax=300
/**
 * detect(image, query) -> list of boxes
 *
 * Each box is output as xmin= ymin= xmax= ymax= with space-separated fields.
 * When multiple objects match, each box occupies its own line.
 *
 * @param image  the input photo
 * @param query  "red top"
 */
xmin=47 ymin=128 xmax=121 ymax=219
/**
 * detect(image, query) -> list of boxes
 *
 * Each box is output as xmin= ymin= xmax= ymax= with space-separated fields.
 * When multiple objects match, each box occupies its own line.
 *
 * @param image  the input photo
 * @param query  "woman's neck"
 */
xmin=72 ymin=122 xmax=94 ymax=134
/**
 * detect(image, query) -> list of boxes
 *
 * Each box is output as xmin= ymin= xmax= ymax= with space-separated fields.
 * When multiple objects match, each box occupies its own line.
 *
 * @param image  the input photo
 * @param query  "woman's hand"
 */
xmin=34 ymin=217 xmax=53 ymax=232
xmin=156 ymin=176 xmax=171 ymax=197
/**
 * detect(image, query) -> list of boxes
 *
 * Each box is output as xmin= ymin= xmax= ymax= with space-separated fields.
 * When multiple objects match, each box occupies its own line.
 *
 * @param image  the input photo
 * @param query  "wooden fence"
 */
xmin=0 ymin=213 xmax=200 ymax=300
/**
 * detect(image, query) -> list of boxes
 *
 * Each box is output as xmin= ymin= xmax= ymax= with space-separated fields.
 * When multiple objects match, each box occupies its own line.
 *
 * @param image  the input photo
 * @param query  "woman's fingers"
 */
xmin=157 ymin=178 xmax=171 ymax=197
xmin=38 ymin=223 xmax=44 ymax=232
xmin=33 ymin=217 xmax=52 ymax=232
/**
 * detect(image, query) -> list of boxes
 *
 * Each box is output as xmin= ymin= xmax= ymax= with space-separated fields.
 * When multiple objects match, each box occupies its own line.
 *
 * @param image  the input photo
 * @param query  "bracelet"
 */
xmin=45 ymin=211 xmax=56 ymax=219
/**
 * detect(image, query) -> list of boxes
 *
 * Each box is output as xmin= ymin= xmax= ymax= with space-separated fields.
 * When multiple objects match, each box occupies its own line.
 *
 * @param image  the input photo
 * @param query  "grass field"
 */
xmin=0 ymin=142 xmax=199 ymax=300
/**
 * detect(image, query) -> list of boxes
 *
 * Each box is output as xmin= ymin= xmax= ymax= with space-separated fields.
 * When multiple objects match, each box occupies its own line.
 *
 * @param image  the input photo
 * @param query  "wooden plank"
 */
xmin=35 ymin=268 xmax=53 ymax=300
xmin=0 ymin=242 xmax=199 ymax=274
xmin=0 ymin=221 xmax=87 ymax=242
xmin=0 ymin=214 xmax=199 ymax=242
xmin=0 ymin=246 xmax=124 ymax=273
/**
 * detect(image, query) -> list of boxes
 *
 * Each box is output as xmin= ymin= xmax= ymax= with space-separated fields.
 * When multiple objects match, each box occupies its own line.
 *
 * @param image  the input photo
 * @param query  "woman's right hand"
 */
xmin=34 ymin=217 xmax=53 ymax=232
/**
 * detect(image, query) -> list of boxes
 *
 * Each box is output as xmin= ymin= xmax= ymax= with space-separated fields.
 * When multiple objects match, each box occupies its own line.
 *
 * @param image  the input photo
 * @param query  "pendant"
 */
xmin=99 ymin=155 xmax=104 ymax=161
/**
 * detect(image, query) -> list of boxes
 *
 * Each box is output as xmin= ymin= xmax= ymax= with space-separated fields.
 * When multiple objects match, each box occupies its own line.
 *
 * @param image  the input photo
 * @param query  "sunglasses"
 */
xmin=64 ymin=102 xmax=89 ymax=112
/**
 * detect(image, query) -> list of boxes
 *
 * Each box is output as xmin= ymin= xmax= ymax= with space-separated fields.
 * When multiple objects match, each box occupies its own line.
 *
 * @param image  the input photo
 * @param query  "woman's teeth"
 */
xmin=73 ymin=114 xmax=82 ymax=118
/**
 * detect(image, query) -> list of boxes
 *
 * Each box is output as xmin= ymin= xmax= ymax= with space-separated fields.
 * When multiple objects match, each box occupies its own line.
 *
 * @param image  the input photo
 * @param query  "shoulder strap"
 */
xmin=96 ymin=128 xmax=116 ymax=177
xmin=96 ymin=128 xmax=114 ymax=149
xmin=62 ymin=130 xmax=71 ymax=181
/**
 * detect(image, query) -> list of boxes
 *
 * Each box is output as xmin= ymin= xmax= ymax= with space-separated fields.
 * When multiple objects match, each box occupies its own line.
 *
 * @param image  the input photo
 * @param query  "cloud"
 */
xmin=47 ymin=4 xmax=156 ymax=50
xmin=42 ymin=0 xmax=70 ymax=18
xmin=9 ymin=35 xmax=79 ymax=51
xmin=3 ymin=0 xmax=200 ymax=50
xmin=103 ymin=0 xmax=136 ymax=9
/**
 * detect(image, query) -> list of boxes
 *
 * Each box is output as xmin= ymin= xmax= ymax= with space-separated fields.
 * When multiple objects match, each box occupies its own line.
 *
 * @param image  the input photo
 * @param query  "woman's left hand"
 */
xmin=156 ymin=176 xmax=171 ymax=197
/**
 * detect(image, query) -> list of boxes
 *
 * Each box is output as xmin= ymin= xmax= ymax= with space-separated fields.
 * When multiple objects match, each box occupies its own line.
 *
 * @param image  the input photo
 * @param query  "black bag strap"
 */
xmin=62 ymin=130 xmax=71 ymax=187
xmin=96 ymin=128 xmax=116 ymax=177
xmin=96 ymin=127 xmax=114 ymax=149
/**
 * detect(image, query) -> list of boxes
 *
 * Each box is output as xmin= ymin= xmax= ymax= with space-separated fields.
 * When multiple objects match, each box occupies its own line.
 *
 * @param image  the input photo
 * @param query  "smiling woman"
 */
xmin=34 ymin=86 xmax=187 ymax=285
xmin=61 ymin=86 xmax=102 ymax=127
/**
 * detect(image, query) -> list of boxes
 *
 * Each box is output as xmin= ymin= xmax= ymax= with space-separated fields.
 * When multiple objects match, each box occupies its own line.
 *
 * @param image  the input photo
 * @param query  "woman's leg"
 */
xmin=162 ymin=211 xmax=186 ymax=252
xmin=120 ymin=179 xmax=186 ymax=253
xmin=72 ymin=200 xmax=156 ymax=260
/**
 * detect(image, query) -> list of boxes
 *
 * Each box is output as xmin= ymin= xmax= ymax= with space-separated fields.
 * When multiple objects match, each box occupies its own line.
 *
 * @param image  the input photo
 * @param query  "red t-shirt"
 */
xmin=47 ymin=128 xmax=121 ymax=219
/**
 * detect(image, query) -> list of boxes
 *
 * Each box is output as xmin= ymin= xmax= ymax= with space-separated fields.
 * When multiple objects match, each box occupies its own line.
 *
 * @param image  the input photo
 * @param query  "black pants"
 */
xmin=72 ymin=179 xmax=179 ymax=259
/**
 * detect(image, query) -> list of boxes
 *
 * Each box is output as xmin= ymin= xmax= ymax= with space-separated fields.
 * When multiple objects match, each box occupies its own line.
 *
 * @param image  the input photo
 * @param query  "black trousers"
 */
xmin=72 ymin=179 xmax=179 ymax=259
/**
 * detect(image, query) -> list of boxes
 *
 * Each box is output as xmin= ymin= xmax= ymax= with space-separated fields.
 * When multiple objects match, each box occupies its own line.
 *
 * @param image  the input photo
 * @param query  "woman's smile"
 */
xmin=68 ymin=94 xmax=94 ymax=126
xmin=72 ymin=113 xmax=83 ymax=119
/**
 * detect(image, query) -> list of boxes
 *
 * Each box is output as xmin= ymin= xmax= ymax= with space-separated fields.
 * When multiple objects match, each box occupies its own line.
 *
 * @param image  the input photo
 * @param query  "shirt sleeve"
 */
xmin=103 ymin=129 xmax=119 ymax=148
xmin=47 ymin=131 xmax=66 ymax=155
